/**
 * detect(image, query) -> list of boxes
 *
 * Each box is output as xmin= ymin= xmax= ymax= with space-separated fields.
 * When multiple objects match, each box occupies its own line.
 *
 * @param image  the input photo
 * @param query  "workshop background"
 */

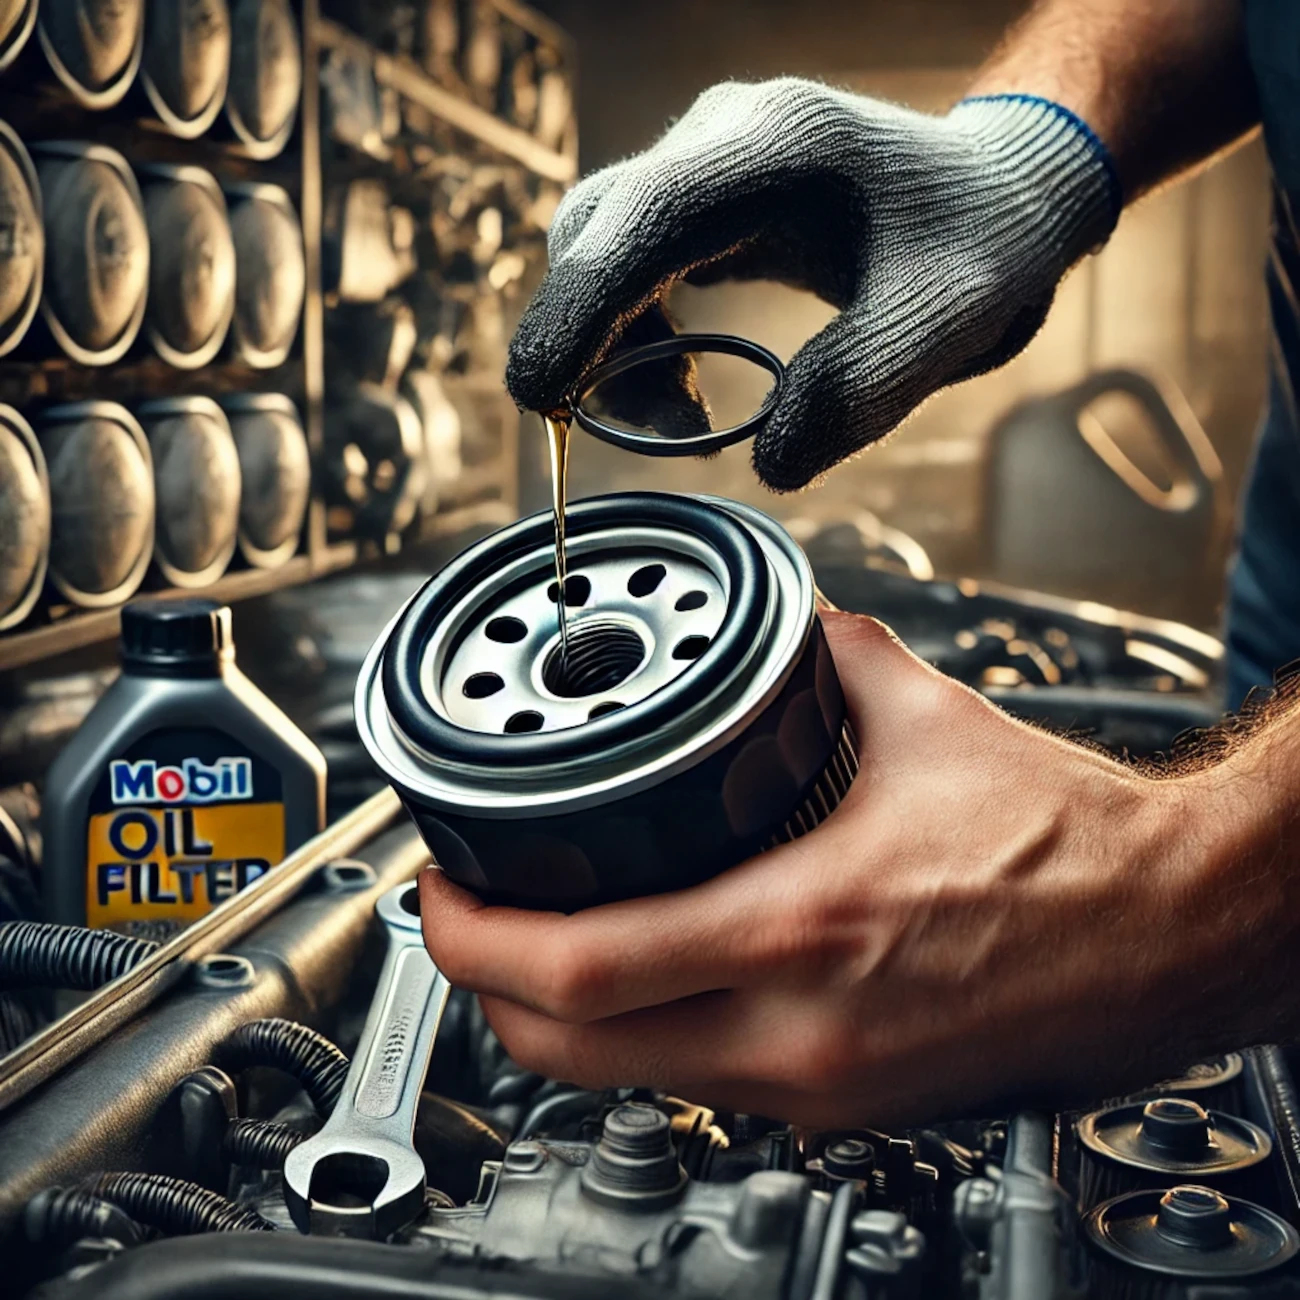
xmin=527 ymin=0 xmax=1272 ymax=633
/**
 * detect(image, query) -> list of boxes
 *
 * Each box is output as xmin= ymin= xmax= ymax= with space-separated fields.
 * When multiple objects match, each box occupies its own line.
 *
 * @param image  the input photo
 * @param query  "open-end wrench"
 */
xmin=283 ymin=880 xmax=449 ymax=1238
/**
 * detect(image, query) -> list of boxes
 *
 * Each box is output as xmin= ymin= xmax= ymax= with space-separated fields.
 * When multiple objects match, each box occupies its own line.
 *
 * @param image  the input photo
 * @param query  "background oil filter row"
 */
xmin=0 ymin=130 xmax=306 ymax=367
xmin=0 ymin=0 xmax=301 ymax=155
xmin=0 ymin=394 xmax=312 ymax=628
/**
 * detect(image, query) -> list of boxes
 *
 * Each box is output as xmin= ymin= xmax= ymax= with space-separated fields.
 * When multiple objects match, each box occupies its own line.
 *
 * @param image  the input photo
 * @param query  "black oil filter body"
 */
xmin=0 ymin=0 xmax=36 ymax=72
xmin=39 ymin=0 xmax=144 ymax=108
xmin=226 ymin=0 xmax=301 ymax=159
xmin=35 ymin=144 xmax=149 ymax=367
xmin=138 ymin=397 xmax=241 ymax=589
xmin=1077 ymin=1096 xmax=1272 ymax=1208
xmin=1084 ymin=1185 xmax=1299 ymax=1298
xmin=142 ymin=166 xmax=236 ymax=369
xmin=0 ymin=403 xmax=49 ymax=631
xmin=38 ymin=402 xmax=154 ymax=608
xmin=0 ymin=121 xmax=43 ymax=358
xmin=42 ymin=599 xmax=326 ymax=936
xmin=222 ymin=393 xmax=309 ymax=570
xmin=226 ymin=182 xmax=304 ymax=368
xmin=141 ymin=0 xmax=231 ymax=138
xmin=357 ymin=493 xmax=855 ymax=910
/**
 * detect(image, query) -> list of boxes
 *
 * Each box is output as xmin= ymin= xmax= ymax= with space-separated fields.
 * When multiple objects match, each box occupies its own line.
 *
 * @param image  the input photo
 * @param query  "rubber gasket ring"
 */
xmin=572 ymin=333 xmax=785 ymax=456
xmin=380 ymin=492 xmax=769 ymax=766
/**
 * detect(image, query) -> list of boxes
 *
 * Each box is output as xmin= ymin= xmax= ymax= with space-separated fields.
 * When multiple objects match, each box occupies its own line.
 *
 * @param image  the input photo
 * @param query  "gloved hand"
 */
xmin=507 ymin=79 xmax=1120 ymax=490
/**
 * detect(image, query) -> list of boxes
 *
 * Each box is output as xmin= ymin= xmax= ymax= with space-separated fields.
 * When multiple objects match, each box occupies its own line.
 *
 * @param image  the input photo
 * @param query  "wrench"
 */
xmin=283 ymin=881 xmax=449 ymax=1238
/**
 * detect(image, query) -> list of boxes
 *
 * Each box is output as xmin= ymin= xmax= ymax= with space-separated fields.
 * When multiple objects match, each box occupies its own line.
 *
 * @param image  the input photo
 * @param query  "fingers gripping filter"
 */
xmin=356 ymin=493 xmax=856 ymax=910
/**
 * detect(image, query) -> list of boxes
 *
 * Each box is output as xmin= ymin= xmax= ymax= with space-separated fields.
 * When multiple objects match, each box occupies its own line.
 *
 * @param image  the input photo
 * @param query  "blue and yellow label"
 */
xmin=85 ymin=728 xmax=284 ymax=940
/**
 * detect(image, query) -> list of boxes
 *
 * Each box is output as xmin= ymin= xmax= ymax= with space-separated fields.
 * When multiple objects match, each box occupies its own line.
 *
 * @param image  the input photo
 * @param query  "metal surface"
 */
xmin=226 ymin=0 xmax=302 ymax=159
xmin=358 ymin=497 xmax=814 ymax=816
xmin=139 ymin=397 xmax=241 ymax=588
xmin=38 ymin=0 xmax=144 ymax=108
xmin=35 ymin=144 xmax=149 ymax=366
xmin=224 ymin=393 xmax=310 ymax=569
xmin=0 ymin=787 xmax=402 ymax=1112
xmin=0 ymin=405 xmax=48 ymax=631
xmin=284 ymin=881 xmax=450 ymax=1239
xmin=0 ymin=0 xmax=35 ymax=71
xmin=227 ymin=182 xmax=306 ymax=368
xmin=140 ymin=0 xmax=231 ymax=138
xmin=141 ymin=167 xmax=236 ymax=370
xmin=39 ymin=402 xmax=155 ymax=609
xmin=0 ymin=122 xmax=42 ymax=358
xmin=440 ymin=546 xmax=727 ymax=734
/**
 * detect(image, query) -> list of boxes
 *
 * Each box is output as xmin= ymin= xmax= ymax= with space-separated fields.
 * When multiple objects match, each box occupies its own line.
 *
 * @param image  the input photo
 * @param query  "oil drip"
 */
xmin=544 ymin=410 xmax=571 ymax=664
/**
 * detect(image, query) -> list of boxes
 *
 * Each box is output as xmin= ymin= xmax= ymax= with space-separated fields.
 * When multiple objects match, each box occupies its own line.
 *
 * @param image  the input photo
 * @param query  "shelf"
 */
xmin=0 ymin=547 xmax=353 ymax=673
xmin=0 ymin=498 xmax=519 ymax=674
xmin=316 ymin=17 xmax=577 ymax=184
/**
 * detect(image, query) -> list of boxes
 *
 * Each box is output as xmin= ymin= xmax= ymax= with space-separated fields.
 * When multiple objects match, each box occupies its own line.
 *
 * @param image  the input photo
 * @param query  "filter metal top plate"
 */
xmin=435 ymin=542 xmax=727 ymax=735
xmin=355 ymin=493 xmax=815 ymax=816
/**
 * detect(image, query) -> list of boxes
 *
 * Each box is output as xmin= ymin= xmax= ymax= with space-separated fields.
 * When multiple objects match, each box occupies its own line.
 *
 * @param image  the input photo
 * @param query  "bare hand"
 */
xmin=420 ymin=612 xmax=1289 ymax=1127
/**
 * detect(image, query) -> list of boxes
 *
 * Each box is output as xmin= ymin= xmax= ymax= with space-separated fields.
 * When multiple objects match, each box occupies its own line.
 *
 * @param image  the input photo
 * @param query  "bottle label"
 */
xmin=85 ymin=727 xmax=285 ymax=940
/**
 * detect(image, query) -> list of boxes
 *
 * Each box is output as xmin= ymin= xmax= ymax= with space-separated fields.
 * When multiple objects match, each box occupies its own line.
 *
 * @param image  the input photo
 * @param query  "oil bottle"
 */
xmin=42 ymin=598 xmax=327 ymax=938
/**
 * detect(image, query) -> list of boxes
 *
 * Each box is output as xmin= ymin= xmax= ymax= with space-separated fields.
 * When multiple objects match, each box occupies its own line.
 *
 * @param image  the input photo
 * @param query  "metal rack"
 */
xmin=0 ymin=0 xmax=574 ymax=674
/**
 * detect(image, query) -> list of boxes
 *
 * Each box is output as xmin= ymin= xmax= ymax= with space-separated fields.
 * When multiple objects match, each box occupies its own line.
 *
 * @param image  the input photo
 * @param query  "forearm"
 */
xmin=967 ymin=0 xmax=1259 ymax=200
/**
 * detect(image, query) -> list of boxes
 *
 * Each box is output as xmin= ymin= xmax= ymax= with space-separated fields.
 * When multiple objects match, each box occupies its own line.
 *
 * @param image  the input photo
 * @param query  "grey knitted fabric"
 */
xmin=506 ymin=79 xmax=1119 ymax=491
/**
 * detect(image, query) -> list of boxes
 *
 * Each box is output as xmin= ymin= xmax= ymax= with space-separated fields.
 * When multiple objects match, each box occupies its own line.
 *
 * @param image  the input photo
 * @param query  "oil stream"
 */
xmin=544 ymin=411 xmax=572 ymax=664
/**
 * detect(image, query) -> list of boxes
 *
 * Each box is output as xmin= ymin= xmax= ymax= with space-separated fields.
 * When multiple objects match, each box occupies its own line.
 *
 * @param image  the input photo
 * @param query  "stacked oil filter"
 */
xmin=1073 ymin=1054 xmax=1300 ymax=1297
xmin=0 ymin=0 xmax=312 ymax=637
xmin=317 ymin=0 xmax=571 ymax=545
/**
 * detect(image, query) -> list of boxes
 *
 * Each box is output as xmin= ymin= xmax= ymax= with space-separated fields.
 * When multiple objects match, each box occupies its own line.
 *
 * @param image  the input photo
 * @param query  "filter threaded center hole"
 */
xmin=544 ymin=620 xmax=647 ymax=698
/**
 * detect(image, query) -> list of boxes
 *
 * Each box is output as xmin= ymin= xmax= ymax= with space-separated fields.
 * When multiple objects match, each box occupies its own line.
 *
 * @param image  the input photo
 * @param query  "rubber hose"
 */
xmin=223 ymin=1118 xmax=307 ymax=1169
xmin=218 ymin=1018 xmax=349 ymax=1116
xmin=25 ymin=1186 xmax=144 ymax=1249
xmin=0 ymin=922 xmax=158 ymax=990
xmin=0 ymin=990 xmax=38 ymax=1053
xmin=85 ymin=1173 xmax=270 ymax=1235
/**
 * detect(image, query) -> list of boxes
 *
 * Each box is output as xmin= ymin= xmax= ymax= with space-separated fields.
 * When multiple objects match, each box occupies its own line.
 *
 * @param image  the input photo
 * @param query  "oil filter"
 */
xmin=0 ymin=122 xmax=43 ymax=358
xmin=1084 ymin=1185 xmax=1299 ymax=1297
xmin=226 ymin=0 xmax=301 ymax=160
xmin=222 ymin=393 xmax=309 ymax=570
xmin=36 ymin=144 xmax=149 ymax=367
xmin=141 ymin=166 xmax=235 ymax=369
xmin=226 ymin=182 xmax=304 ymax=368
xmin=1077 ymin=1097 xmax=1272 ymax=1207
xmin=1133 ymin=1054 xmax=1246 ymax=1115
xmin=38 ymin=403 xmax=154 ymax=609
xmin=141 ymin=0 xmax=231 ymax=138
xmin=0 ymin=405 xmax=48 ymax=631
xmin=138 ymin=398 xmax=241 ymax=589
xmin=357 ymin=492 xmax=855 ymax=910
xmin=0 ymin=0 xmax=35 ymax=75
xmin=39 ymin=0 xmax=144 ymax=109
xmin=323 ymin=383 xmax=426 ymax=540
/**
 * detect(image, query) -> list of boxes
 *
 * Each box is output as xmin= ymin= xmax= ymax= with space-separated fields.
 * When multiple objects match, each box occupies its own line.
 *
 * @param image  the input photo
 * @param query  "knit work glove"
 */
xmin=506 ymin=79 xmax=1120 ymax=491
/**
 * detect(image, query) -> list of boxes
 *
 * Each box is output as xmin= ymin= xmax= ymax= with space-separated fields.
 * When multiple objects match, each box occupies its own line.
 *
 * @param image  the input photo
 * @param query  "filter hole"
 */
xmin=485 ymin=616 xmax=527 ymax=643
xmin=547 ymin=574 xmax=591 ymax=607
xmin=589 ymin=701 xmax=625 ymax=720
xmin=505 ymin=710 xmax=545 ymax=733
xmin=544 ymin=620 xmax=647 ymax=698
xmin=673 ymin=635 xmax=710 ymax=662
xmin=675 ymin=590 xmax=708 ymax=611
xmin=463 ymin=673 xmax=504 ymax=699
xmin=627 ymin=564 xmax=666 ymax=597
